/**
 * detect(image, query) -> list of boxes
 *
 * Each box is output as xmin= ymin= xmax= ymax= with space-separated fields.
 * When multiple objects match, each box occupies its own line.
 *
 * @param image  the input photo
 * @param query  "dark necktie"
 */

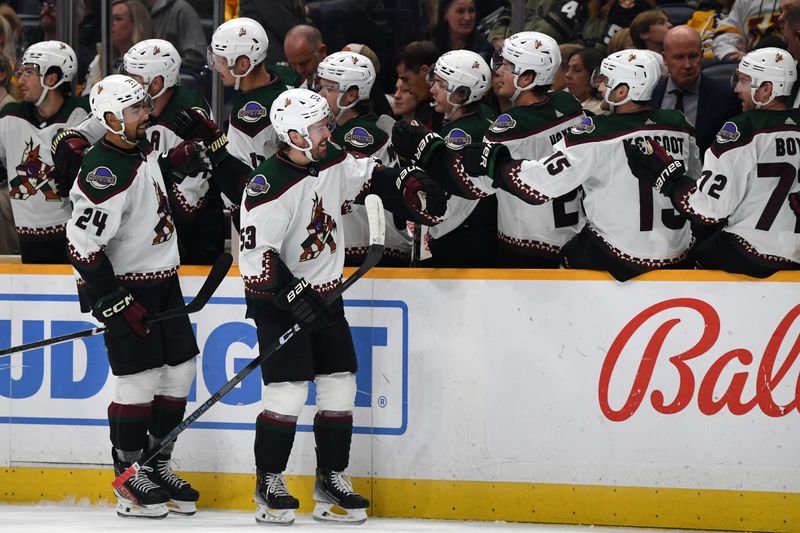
xmin=671 ymin=88 xmax=685 ymax=112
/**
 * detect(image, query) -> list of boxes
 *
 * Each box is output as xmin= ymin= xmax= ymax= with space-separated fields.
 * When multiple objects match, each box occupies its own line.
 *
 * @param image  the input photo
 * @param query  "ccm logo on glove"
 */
xmin=101 ymin=292 xmax=135 ymax=318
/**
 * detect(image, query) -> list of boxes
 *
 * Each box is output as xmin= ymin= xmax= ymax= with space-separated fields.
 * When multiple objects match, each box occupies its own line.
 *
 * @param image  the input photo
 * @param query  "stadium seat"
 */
xmin=660 ymin=4 xmax=696 ymax=26
xmin=701 ymin=61 xmax=738 ymax=87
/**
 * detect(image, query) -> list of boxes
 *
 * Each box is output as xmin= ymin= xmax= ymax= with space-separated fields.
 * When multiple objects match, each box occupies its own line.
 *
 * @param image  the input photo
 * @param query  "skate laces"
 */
xmin=328 ymin=471 xmax=355 ymax=495
xmin=264 ymin=473 xmax=291 ymax=497
xmin=156 ymin=457 xmax=189 ymax=489
xmin=130 ymin=465 xmax=162 ymax=492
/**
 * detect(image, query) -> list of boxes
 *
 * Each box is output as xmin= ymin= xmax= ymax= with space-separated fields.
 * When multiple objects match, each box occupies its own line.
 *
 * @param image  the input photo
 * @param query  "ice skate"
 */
xmin=113 ymin=461 xmax=170 ymax=519
xmin=254 ymin=471 xmax=299 ymax=526
xmin=150 ymin=454 xmax=200 ymax=516
xmin=312 ymin=469 xmax=369 ymax=525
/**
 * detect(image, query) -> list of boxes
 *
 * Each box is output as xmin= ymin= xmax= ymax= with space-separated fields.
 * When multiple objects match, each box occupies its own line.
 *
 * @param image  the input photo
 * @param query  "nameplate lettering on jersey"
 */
xmin=629 ymin=135 xmax=685 ymax=156
xmin=444 ymin=128 xmax=472 ymax=150
xmin=775 ymin=137 xmax=800 ymax=157
xmin=489 ymin=113 xmax=516 ymax=133
xmin=571 ymin=116 xmax=595 ymax=134
xmin=716 ymin=121 xmax=740 ymax=144
xmin=86 ymin=166 xmax=118 ymax=189
xmin=237 ymin=101 xmax=268 ymax=123
xmin=344 ymin=126 xmax=375 ymax=148
xmin=549 ymin=126 xmax=573 ymax=146
xmin=246 ymin=174 xmax=271 ymax=196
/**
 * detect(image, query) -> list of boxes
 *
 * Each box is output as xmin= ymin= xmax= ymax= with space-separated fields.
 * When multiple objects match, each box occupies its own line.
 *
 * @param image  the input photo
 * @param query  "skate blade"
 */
xmin=255 ymin=504 xmax=295 ymax=526
xmin=313 ymin=502 xmax=368 ymax=525
xmin=168 ymin=499 xmax=197 ymax=516
xmin=116 ymin=500 xmax=168 ymax=519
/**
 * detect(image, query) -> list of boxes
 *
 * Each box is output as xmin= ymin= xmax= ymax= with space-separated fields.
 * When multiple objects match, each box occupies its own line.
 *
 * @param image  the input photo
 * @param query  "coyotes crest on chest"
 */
xmin=300 ymin=193 xmax=336 ymax=261
xmin=152 ymin=179 xmax=175 ymax=244
xmin=10 ymin=138 xmax=58 ymax=201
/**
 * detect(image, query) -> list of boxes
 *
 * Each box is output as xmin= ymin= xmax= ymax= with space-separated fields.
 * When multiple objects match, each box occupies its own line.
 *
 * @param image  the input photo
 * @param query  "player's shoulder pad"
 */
xmin=650 ymin=108 xmax=694 ymax=132
xmin=550 ymin=90 xmax=585 ymax=115
xmin=440 ymin=111 xmax=491 ymax=150
xmin=709 ymin=109 xmax=789 ymax=156
xmin=0 ymin=101 xmax=28 ymax=119
xmin=485 ymin=107 xmax=523 ymax=137
xmin=243 ymin=156 xmax=307 ymax=210
xmin=76 ymin=142 xmax=141 ymax=204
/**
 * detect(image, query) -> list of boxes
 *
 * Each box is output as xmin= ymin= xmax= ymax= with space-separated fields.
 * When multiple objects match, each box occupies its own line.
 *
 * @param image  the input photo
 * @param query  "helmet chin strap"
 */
xmin=511 ymin=73 xmax=533 ymax=104
xmin=334 ymin=93 xmax=357 ymax=122
xmin=286 ymin=135 xmax=319 ymax=162
xmin=442 ymin=93 xmax=462 ymax=120
xmin=602 ymin=84 xmax=630 ymax=112
xmin=751 ymin=85 xmax=774 ymax=109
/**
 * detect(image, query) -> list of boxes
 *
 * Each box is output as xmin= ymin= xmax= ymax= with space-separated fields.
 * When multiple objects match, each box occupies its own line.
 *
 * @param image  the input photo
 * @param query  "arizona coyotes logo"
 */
xmin=628 ymin=53 xmax=637 ymax=61
xmin=472 ymin=61 xmax=480 ymax=69
xmin=534 ymin=39 xmax=542 ymax=49
xmin=153 ymin=46 xmax=161 ymax=55
xmin=97 ymin=84 xmax=104 ymax=94
xmin=299 ymin=194 xmax=336 ymax=261
xmin=351 ymin=56 xmax=358 ymax=64
xmin=59 ymin=43 xmax=66 ymax=50
xmin=284 ymin=98 xmax=292 ymax=107
xmin=152 ymin=181 xmax=175 ymax=245
xmin=239 ymin=27 xmax=247 ymax=37
xmin=775 ymin=52 xmax=784 ymax=63
xmin=9 ymin=139 xmax=58 ymax=201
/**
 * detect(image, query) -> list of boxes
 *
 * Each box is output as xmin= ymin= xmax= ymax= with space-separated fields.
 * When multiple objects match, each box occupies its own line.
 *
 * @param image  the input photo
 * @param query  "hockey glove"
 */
xmin=459 ymin=142 xmax=512 ymax=180
xmin=624 ymin=138 xmax=690 ymax=197
xmin=173 ymin=108 xmax=229 ymax=165
xmin=397 ymin=165 xmax=447 ymax=222
xmin=158 ymin=140 xmax=208 ymax=184
xmin=391 ymin=121 xmax=444 ymax=166
xmin=51 ymin=129 xmax=91 ymax=197
xmin=789 ymin=192 xmax=800 ymax=218
xmin=92 ymin=287 xmax=149 ymax=338
xmin=274 ymin=277 xmax=332 ymax=333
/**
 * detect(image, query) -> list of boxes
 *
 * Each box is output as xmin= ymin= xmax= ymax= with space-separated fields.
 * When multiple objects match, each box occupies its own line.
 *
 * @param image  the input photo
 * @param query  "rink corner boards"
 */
xmin=1 ymin=468 xmax=798 ymax=532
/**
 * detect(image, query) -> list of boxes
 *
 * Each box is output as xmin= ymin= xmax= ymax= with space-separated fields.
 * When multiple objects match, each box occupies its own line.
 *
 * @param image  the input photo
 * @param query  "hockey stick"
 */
xmin=0 ymin=253 xmax=233 ymax=357
xmin=112 ymin=194 xmax=386 ymax=491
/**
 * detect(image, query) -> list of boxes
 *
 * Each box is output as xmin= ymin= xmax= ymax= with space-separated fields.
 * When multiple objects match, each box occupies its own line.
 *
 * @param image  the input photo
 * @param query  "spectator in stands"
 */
xmin=0 ymin=52 xmax=17 ymax=255
xmin=0 ymin=10 xmax=15 ymax=62
xmin=650 ymin=25 xmax=741 ymax=158
xmin=487 ymin=0 xmax=589 ymax=50
xmin=712 ymin=0 xmax=780 ymax=61
xmin=239 ymin=0 xmax=305 ymax=64
xmin=0 ymin=52 xmax=14 ymax=107
xmin=553 ymin=43 xmax=582 ymax=92
xmin=581 ymin=0 xmax=655 ymax=50
xmin=565 ymin=47 xmax=607 ymax=115
xmin=29 ymin=0 xmax=94 ymax=84
xmin=82 ymin=0 xmax=152 ymax=96
xmin=391 ymin=77 xmax=418 ymax=122
xmin=629 ymin=9 xmax=673 ymax=53
xmin=141 ymin=0 xmax=206 ymax=72
xmin=780 ymin=0 xmax=800 ymax=106
xmin=606 ymin=27 xmax=633 ymax=54
xmin=284 ymin=24 xmax=327 ymax=88
xmin=432 ymin=0 xmax=492 ymax=61
xmin=0 ymin=4 xmax=22 ymax=58
xmin=686 ymin=0 xmax=733 ymax=59
xmin=395 ymin=40 xmax=442 ymax=131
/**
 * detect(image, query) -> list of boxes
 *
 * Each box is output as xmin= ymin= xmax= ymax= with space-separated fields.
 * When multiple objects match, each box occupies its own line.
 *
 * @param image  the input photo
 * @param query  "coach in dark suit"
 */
xmin=650 ymin=26 xmax=741 ymax=160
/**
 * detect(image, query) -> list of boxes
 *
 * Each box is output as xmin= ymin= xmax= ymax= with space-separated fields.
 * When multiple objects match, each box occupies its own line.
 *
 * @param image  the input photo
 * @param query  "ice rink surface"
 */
xmin=0 ymin=504 xmax=729 ymax=533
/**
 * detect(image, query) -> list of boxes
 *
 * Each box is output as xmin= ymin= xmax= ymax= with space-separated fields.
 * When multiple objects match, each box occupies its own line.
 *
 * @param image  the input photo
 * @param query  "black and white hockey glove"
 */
xmin=624 ymin=138 xmax=692 ymax=197
xmin=92 ymin=287 xmax=149 ymax=338
xmin=158 ymin=140 xmax=208 ymax=184
xmin=173 ymin=108 xmax=229 ymax=165
xmin=397 ymin=165 xmax=447 ymax=223
xmin=459 ymin=141 xmax=512 ymax=179
xmin=274 ymin=277 xmax=332 ymax=333
xmin=391 ymin=121 xmax=444 ymax=166
xmin=51 ymin=129 xmax=91 ymax=197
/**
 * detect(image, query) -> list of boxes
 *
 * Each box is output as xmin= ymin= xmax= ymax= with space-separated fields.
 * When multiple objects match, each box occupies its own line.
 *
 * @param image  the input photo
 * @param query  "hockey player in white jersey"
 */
xmin=66 ymin=75 xmax=200 ymax=518
xmin=392 ymin=32 xmax=586 ymax=267
xmin=238 ymin=88 xmax=445 ymax=525
xmin=626 ymin=47 xmax=799 ymax=277
xmin=53 ymin=39 xmax=222 ymax=265
xmin=315 ymin=50 xmax=413 ymax=266
xmin=459 ymin=49 xmax=702 ymax=281
xmin=0 ymin=40 xmax=89 ymax=263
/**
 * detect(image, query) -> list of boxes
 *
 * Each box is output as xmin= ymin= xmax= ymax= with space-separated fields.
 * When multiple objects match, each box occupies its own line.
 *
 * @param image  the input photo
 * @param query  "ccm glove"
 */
xmin=274 ymin=277 xmax=332 ymax=333
xmin=624 ymin=138 xmax=691 ymax=197
xmin=159 ymin=140 xmax=208 ymax=183
xmin=173 ymin=108 xmax=229 ymax=165
xmin=391 ymin=121 xmax=444 ymax=166
xmin=459 ymin=142 xmax=512 ymax=179
xmin=398 ymin=165 xmax=447 ymax=220
xmin=51 ymin=130 xmax=91 ymax=197
xmin=92 ymin=287 xmax=149 ymax=338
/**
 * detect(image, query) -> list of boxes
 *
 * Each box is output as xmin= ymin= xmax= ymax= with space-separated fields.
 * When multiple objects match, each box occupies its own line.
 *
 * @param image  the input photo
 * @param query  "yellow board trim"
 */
xmin=1 ymin=468 xmax=797 ymax=531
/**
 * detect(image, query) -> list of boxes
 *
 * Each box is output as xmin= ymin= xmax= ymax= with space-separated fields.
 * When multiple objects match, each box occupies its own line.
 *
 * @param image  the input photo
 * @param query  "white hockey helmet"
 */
xmin=315 ymin=51 xmax=375 ymax=120
xmin=737 ymin=47 xmax=798 ymax=108
xmin=430 ymin=49 xmax=491 ymax=115
xmin=492 ymin=31 xmax=560 ymax=101
xmin=20 ymin=40 xmax=77 ymax=106
xmin=598 ymin=49 xmax=661 ymax=107
xmin=90 ymin=74 xmax=152 ymax=140
xmin=123 ymin=39 xmax=181 ymax=99
xmin=208 ymin=17 xmax=269 ymax=90
xmin=270 ymin=88 xmax=333 ymax=162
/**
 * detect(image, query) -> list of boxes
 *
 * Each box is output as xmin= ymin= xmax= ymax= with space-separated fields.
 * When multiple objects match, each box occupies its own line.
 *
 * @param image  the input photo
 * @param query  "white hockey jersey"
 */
xmin=676 ymin=109 xmax=800 ymax=263
xmin=510 ymin=110 xmax=701 ymax=264
xmin=67 ymin=139 xmax=179 ymax=280
xmin=712 ymin=0 xmax=780 ymax=60
xmin=239 ymin=145 xmax=378 ymax=299
xmin=0 ymin=98 xmax=89 ymax=238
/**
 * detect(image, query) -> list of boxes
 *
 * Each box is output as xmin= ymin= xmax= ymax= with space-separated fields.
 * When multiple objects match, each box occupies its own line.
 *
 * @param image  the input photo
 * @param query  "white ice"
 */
xmin=0 ymin=504 xmax=729 ymax=533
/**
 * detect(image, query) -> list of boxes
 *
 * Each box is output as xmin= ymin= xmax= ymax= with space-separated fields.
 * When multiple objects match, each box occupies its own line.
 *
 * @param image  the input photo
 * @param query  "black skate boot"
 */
xmin=150 ymin=454 xmax=200 ymax=516
xmin=312 ymin=468 xmax=369 ymax=524
xmin=113 ymin=452 xmax=170 ymax=519
xmin=254 ymin=471 xmax=300 ymax=526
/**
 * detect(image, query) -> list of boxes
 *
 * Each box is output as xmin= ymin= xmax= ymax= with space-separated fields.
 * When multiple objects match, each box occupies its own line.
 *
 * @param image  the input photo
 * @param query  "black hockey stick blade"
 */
xmin=0 ymin=253 xmax=233 ymax=358
xmin=113 ymin=197 xmax=385 ymax=490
